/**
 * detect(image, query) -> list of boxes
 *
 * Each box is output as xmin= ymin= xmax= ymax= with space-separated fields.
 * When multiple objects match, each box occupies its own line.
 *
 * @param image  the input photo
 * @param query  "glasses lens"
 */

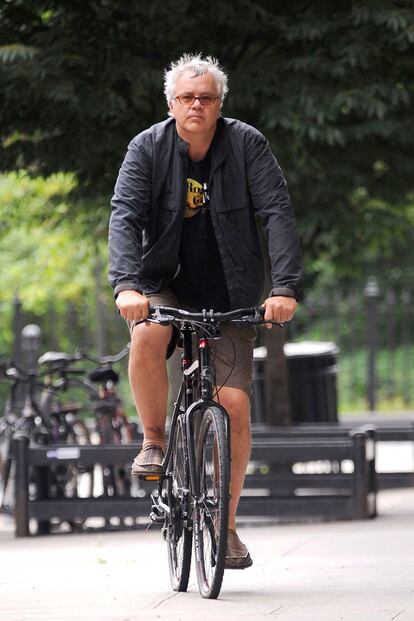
xmin=179 ymin=95 xmax=195 ymax=105
xmin=176 ymin=95 xmax=217 ymax=106
xmin=198 ymin=96 xmax=216 ymax=105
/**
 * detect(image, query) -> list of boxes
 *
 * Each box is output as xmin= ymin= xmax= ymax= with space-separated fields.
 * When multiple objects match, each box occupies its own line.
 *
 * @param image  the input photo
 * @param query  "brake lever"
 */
xmin=136 ymin=313 xmax=172 ymax=326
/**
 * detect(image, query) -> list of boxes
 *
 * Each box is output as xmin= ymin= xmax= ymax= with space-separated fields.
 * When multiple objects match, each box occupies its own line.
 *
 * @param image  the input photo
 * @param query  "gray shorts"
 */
xmin=128 ymin=289 xmax=256 ymax=396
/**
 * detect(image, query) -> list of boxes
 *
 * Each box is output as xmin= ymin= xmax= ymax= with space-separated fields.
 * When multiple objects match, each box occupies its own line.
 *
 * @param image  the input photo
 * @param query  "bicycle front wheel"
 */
xmin=167 ymin=416 xmax=192 ymax=592
xmin=194 ymin=406 xmax=230 ymax=599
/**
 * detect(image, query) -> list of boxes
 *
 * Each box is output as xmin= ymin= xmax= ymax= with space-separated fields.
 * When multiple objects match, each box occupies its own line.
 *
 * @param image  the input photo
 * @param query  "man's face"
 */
xmin=169 ymin=70 xmax=221 ymax=139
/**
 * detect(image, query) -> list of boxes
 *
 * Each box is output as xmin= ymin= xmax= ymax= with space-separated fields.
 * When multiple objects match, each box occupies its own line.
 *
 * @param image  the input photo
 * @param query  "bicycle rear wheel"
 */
xmin=97 ymin=414 xmax=123 ymax=496
xmin=167 ymin=416 xmax=192 ymax=592
xmin=194 ymin=406 xmax=230 ymax=599
xmin=66 ymin=418 xmax=94 ymax=498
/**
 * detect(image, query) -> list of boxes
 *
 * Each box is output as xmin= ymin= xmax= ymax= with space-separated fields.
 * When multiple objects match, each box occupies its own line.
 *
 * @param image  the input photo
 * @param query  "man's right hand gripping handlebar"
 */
xmin=115 ymin=290 xmax=150 ymax=322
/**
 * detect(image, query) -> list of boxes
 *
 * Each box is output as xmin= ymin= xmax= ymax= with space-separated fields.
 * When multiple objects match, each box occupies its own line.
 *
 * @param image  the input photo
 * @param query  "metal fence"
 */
xmin=287 ymin=277 xmax=414 ymax=414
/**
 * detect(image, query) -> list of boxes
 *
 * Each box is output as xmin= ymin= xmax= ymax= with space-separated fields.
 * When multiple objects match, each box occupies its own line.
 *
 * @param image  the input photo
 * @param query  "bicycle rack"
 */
xmin=12 ymin=435 xmax=152 ymax=536
xmin=238 ymin=426 xmax=377 ymax=522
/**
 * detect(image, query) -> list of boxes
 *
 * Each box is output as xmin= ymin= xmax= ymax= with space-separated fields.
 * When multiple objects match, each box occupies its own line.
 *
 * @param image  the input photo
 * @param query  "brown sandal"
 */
xmin=131 ymin=444 xmax=164 ymax=475
xmin=225 ymin=529 xmax=253 ymax=569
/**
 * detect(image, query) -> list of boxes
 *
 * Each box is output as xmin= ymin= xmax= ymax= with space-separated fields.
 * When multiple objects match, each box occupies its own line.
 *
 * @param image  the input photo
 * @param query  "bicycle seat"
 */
xmin=39 ymin=352 xmax=75 ymax=366
xmin=88 ymin=367 xmax=119 ymax=384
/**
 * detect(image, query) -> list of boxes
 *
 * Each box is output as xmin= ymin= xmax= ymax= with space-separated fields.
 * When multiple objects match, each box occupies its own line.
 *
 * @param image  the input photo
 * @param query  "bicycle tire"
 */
xmin=0 ymin=419 xmax=14 ymax=511
xmin=193 ymin=406 xmax=230 ymax=599
xmin=67 ymin=418 xmax=94 ymax=498
xmin=70 ymin=418 xmax=91 ymax=444
xmin=97 ymin=414 xmax=119 ymax=445
xmin=167 ymin=416 xmax=192 ymax=592
xmin=97 ymin=415 xmax=117 ymax=496
xmin=40 ymin=395 xmax=95 ymax=501
xmin=97 ymin=414 xmax=129 ymax=497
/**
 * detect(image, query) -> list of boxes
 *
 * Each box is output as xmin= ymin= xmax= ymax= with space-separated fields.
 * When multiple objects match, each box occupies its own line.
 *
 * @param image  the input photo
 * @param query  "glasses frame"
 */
xmin=174 ymin=94 xmax=220 ymax=107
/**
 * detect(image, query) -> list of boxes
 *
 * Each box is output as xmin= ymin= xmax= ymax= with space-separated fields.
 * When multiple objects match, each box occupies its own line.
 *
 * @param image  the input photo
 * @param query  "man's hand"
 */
xmin=116 ymin=290 xmax=150 ymax=321
xmin=262 ymin=296 xmax=297 ymax=328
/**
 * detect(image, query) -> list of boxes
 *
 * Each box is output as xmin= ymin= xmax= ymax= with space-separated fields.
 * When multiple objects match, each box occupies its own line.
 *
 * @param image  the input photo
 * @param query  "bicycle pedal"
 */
xmin=150 ymin=511 xmax=164 ymax=524
xmin=133 ymin=469 xmax=169 ymax=482
xmin=138 ymin=474 xmax=162 ymax=482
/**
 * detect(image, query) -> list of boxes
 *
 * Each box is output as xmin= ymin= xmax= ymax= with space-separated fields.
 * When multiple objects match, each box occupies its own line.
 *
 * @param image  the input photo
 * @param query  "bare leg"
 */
xmin=128 ymin=322 xmax=172 ymax=451
xmin=215 ymin=386 xmax=251 ymax=530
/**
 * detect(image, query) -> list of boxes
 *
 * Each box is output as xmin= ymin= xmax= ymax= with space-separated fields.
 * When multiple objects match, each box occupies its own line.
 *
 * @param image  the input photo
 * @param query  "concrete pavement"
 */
xmin=1 ymin=488 xmax=414 ymax=621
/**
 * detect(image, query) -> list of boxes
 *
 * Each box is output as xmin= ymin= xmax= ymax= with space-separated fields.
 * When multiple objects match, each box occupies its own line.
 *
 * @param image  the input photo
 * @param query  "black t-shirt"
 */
xmin=170 ymin=154 xmax=230 ymax=311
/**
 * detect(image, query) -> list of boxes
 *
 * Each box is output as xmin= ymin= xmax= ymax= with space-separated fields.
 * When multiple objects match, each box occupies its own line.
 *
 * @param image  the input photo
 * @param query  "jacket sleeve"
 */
xmin=246 ymin=130 xmax=304 ymax=301
xmin=108 ymin=137 xmax=152 ymax=297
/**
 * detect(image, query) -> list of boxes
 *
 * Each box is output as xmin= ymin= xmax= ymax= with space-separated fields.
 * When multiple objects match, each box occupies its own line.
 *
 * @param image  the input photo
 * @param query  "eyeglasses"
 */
xmin=174 ymin=94 xmax=219 ymax=106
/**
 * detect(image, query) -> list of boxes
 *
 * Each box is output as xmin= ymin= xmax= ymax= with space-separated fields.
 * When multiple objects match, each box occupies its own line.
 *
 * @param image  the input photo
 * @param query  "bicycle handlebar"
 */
xmin=79 ymin=343 xmax=130 ymax=365
xmin=147 ymin=305 xmax=283 ymax=326
xmin=38 ymin=343 xmax=130 ymax=370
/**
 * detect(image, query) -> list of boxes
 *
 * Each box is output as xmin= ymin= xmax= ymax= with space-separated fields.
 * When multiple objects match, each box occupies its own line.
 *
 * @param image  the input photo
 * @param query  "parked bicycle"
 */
xmin=0 ymin=359 xmax=93 ymax=516
xmin=134 ymin=305 xmax=276 ymax=599
xmin=38 ymin=343 xmax=137 ymax=497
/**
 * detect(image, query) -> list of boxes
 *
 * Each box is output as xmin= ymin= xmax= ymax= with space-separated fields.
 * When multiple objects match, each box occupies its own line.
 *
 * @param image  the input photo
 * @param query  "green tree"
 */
xmin=0 ymin=172 xmax=125 ymax=355
xmin=1 ymin=1 xmax=413 ymax=269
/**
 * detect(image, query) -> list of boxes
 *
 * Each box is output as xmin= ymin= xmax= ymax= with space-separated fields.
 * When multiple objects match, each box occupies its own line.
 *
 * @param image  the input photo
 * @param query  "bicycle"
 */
xmin=134 ymin=304 xmax=273 ymax=599
xmin=38 ymin=343 xmax=137 ymax=497
xmin=0 ymin=360 xmax=93 ymax=518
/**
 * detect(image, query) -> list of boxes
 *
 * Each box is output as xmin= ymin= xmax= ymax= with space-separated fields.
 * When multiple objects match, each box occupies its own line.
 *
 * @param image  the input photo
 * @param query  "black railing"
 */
xmin=12 ymin=424 xmax=377 ymax=536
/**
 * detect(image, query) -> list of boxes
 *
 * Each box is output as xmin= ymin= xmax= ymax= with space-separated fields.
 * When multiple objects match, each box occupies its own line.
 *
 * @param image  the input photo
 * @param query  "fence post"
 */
xmin=401 ymin=289 xmax=411 ymax=404
xmin=351 ymin=431 xmax=369 ymax=519
xmin=13 ymin=433 xmax=30 ymax=537
xmin=364 ymin=277 xmax=380 ymax=412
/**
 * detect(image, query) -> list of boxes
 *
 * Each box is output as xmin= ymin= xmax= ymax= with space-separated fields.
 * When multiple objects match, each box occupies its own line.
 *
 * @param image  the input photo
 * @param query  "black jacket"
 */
xmin=108 ymin=116 xmax=303 ymax=307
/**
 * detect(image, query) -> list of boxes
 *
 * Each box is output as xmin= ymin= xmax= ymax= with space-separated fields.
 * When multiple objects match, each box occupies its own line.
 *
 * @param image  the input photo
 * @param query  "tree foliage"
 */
xmin=0 ymin=171 xmax=117 ymax=353
xmin=1 ymin=0 xmax=414 ymax=280
xmin=0 ymin=171 xmax=76 ymax=235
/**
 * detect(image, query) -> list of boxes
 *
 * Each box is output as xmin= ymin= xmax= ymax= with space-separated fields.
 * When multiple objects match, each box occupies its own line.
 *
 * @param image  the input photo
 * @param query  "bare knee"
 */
xmin=130 ymin=322 xmax=172 ymax=364
xmin=217 ymin=387 xmax=251 ymax=435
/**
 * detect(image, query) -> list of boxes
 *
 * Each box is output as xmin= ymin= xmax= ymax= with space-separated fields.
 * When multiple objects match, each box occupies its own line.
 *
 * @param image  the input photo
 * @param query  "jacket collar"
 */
xmin=174 ymin=116 xmax=226 ymax=174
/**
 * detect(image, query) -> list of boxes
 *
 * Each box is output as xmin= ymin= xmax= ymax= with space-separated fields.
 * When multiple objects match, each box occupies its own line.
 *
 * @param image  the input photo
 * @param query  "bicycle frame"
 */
xmin=152 ymin=320 xmax=231 ymax=520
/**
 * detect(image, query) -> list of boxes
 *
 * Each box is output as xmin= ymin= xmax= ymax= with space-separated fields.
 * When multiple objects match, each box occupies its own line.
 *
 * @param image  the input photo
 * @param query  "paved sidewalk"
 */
xmin=1 ymin=488 xmax=414 ymax=621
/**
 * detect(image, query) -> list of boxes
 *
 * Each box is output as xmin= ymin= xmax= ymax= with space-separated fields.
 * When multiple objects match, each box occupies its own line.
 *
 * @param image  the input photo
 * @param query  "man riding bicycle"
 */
xmin=108 ymin=53 xmax=303 ymax=569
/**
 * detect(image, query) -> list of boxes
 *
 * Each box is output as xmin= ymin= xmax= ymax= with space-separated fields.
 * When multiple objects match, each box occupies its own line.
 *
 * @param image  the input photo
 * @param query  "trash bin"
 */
xmin=284 ymin=341 xmax=339 ymax=423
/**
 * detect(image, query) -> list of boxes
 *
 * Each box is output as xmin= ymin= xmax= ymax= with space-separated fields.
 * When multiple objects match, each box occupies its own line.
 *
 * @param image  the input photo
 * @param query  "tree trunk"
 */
xmin=260 ymin=231 xmax=292 ymax=426
xmin=262 ymin=325 xmax=292 ymax=426
xmin=94 ymin=248 xmax=108 ymax=356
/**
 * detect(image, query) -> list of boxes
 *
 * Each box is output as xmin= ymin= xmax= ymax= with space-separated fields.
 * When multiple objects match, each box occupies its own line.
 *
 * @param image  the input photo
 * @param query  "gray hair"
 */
xmin=164 ymin=53 xmax=228 ymax=106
